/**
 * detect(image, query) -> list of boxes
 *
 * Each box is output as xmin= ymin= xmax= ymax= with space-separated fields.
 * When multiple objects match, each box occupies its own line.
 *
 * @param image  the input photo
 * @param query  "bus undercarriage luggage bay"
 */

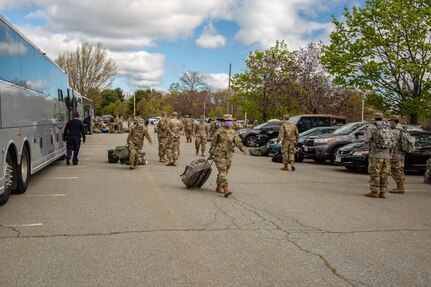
xmin=0 ymin=15 xmax=88 ymax=205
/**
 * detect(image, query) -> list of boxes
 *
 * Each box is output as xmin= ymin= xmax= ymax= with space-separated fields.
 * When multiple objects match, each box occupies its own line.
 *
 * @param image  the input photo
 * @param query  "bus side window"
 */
xmin=57 ymin=89 xmax=63 ymax=101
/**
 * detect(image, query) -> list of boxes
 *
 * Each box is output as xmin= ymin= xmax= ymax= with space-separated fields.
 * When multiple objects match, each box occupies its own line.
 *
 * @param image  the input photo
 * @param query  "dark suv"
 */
xmin=288 ymin=114 xmax=346 ymax=133
xmin=302 ymin=122 xmax=369 ymax=163
xmin=238 ymin=120 xmax=283 ymax=147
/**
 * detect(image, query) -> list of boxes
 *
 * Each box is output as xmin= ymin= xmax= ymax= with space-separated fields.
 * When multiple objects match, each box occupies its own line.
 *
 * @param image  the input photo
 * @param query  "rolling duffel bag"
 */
xmin=108 ymin=149 xmax=119 ymax=163
xmin=113 ymin=145 xmax=130 ymax=161
xmin=181 ymin=158 xmax=213 ymax=189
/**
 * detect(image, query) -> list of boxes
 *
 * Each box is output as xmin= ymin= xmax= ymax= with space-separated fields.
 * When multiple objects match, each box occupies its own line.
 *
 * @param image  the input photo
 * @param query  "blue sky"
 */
xmin=0 ymin=0 xmax=365 ymax=93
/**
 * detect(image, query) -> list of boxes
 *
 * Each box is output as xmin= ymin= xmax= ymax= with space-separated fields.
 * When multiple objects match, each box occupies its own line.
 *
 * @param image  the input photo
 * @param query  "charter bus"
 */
xmin=0 ymin=15 xmax=82 ymax=205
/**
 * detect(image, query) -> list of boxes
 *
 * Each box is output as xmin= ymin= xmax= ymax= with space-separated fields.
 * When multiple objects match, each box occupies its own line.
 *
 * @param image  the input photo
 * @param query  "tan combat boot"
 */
xmin=280 ymin=164 xmax=289 ymax=171
xmin=216 ymin=185 xmax=224 ymax=193
xmin=133 ymin=161 xmax=138 ymax=169
xmin=389 ymin=182 xmax=405 ymax=194
xmin=129 ymin=161 xmax=135 ymax=170
xmin=364 ymin=192 xmax=379 ymax=198
xmin=159 ymin=156 xmax=166 ymax=163
xmin=291 ymin=161 xmax=296 ymax=171
xmin=166 ymin=159 xmax=174 ymax=166
xmin=223 ymin=186 xmax=232 ymax=198
xmin=172 ymin=160 xmax=177 ymax=166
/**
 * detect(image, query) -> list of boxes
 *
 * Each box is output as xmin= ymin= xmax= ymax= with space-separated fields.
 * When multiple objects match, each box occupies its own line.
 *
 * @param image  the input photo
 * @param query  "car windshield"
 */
xmin=253 ymin=122 xmax=268 ymax=130
xmin=299 ymin=127 xmax=326 ymax=137
xmin=333 ymin=122 xmax=365 ymax=135
xmin=288 ymin=116 xmax=300 ymax=125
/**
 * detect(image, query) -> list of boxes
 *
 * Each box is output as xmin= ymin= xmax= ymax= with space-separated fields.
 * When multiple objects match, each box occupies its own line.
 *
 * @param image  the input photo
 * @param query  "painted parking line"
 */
xmin=22 ymin=194 xmax=66 ymax=197
xmin=32 ymin=177 xmax=79 ymax=180
xmin=5 ymin=223 xmax=43 ymax=227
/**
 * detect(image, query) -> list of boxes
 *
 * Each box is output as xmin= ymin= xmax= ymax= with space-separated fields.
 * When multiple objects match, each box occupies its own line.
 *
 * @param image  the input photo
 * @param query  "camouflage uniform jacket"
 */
xmin=157 ymin=118 xmax=169 ymax=138
xmin=391 ymin=123 xmax=405 ymax=160
xmin=364 ymin=121 xmax=392 ymax=159
xmin=127 ymin=124 xmax=152 ymax=148
xmin=209 ymin=127 xmax=245 ymax=158
xmin=183 ymin=118 xmax=193 ymax=130
xmin=209 ymin=121 xmax=219 ymax=135
xmin=277 ymin=122 xmax=299 ymax=145
xmin=194 ymin=122 xmax=209 ymax=137
xmin=168 ymin=118 xmax=184 ymax=138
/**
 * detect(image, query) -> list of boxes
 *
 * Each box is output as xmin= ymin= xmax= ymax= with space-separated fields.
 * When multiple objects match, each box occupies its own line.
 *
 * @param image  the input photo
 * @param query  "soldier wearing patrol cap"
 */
xmin=127 ymin=120 xmax=152 ymax=170
xmin=277 ymin=114 xmax=299 ymax=171
xmin=388 ymin=115 xmax=406 ymax=194
xmin=209 ymin=114 xmax=247 ymax=198
xmin=166 ymin=112 xmax=184 ymax=166
xmin=193 ymin=115 xmax=209 ymax=157
xmin=183 ymin=114 xmax=194 ymax=143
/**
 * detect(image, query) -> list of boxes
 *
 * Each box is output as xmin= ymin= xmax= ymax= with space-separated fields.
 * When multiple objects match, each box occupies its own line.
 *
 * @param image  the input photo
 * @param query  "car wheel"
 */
xmin=0 ymin=152 xmax=16 ymax=205
xmin=330 ymin=147 xmax=341 ymax=164
xmin=13 ymin=146 xmax=31 ymax=194
xmin=295 ymin=150 xmax=304 ymax=162
xmin=245 ymin=135 xmax=258 ymax=147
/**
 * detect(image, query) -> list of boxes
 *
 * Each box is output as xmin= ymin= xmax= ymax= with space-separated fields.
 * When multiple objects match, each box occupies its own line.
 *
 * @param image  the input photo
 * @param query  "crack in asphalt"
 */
xmin=0 ymin=224 xmax=21 ymax=237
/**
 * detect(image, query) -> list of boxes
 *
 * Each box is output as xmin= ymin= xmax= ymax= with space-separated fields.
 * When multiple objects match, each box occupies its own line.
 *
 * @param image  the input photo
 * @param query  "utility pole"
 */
xmin=227 ymin=63 xmax=232 ymax=114
xmin=133 ymin=92 xmax=136 ymax=118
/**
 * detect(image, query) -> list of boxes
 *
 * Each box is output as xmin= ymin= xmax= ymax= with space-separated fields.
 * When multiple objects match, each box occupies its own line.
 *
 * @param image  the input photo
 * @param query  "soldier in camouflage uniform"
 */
xmin=364 ymin=112 xmax=392 ymax=198
xmin=109 ymin=117 xmax=115 ymax=133
xmin=209 ymin=114 xmax=247 ymax=198
xmin=388 ymin=115 xmax=405 ymax=194
xmin=194 ymin=115 xmax=209 ymax=156
xmin=127 ymin=121 xmax=153 ymax=170
xmin=166 ymin=112 xmax=184 ymax=166
xmin=183 ymin=115 xmax=194 ymax=143
xmin=157 ymin=112 xmax=169 ymax=162
xmin=209 ymin=117 xmax=219 ymax=140
xmin=277 ymin=114 xmax=299 ymax=171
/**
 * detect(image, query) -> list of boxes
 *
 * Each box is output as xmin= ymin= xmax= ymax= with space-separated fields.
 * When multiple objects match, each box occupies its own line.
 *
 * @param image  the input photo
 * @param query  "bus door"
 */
xmin=65 ymin=88 xmax=73 ymax=121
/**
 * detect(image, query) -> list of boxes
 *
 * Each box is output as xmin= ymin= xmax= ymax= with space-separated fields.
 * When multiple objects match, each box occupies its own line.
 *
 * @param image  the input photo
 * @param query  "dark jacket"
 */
xmin=64 ymin=119 xmax=86 ymax=141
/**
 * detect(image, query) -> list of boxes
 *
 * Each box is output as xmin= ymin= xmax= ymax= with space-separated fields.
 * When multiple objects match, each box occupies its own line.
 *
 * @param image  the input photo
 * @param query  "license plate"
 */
xmin=303 ymin=146 xmax=309 ymax=152
xmin=336 ymin=155 xmax=341 ymax=162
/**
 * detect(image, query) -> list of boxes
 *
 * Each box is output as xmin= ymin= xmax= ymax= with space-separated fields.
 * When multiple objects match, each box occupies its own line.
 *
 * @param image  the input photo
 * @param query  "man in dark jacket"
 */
xmin=64 ymin=112 xmax=86 ymax=165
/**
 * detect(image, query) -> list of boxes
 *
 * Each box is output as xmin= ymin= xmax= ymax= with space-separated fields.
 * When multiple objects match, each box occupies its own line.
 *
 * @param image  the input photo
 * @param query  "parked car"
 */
xmin=302 ymin=122 xmax=370 ymax=163
xmin=238 ymin=120 xmax=283 ymax=147
xmin=101 ymin=114 xmax=114 ymax=124
xmin=266 ymin=126 xmax=338 ymax=161
xmin=288 ymin=114 xmax=346 ymax=133
xmin=335 ymin=131 xmax=431 ymax=172
xmin=257 ymin=114 xmax=346 ymax=146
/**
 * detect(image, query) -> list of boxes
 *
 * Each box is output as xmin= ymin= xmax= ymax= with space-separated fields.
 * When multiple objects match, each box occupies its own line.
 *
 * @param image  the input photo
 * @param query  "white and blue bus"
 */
xmin=0 ymin=16 xmax=84 ymax=205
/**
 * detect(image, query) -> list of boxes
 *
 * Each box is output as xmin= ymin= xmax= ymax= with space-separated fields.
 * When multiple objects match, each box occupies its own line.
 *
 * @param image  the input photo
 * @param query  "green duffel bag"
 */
xmin=113 ymin=145 xmax=130 ymax=160
xmin=249 ymin=145 xmax=269 ymax=156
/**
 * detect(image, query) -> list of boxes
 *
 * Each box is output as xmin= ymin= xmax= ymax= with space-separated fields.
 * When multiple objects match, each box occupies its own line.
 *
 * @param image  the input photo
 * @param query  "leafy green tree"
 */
xmin=231 ymin=40 xmax=298 ymax=122
xmin=321 ymin=0 xmax=431 ymax=124
xmin=98 ymin=88 xmax=124 ymax=112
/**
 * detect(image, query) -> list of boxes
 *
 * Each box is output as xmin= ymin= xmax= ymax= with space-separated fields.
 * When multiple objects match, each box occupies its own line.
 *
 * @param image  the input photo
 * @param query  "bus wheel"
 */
xmin=14 ymin=147 xmax=30 ymax=194
xmin=0 ymin=153 xmax=16 ymax=205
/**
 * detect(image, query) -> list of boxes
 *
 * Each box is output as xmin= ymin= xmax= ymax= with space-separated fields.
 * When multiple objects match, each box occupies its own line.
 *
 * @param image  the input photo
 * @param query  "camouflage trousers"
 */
xmin=109 ymin=123 xmax=115 ymax=133
xmin=368 ymin=157 xmax=390 ymax=194
xmin=195 ymin=135 xmax=207 ymax=154
xmin=166 ymin=136 xmax=180 ymax=160
xmin=390 ymin=158 xmax=405 ymax=184
xmin=214 ymin=156 xmax=232 ymax=187
xmin=185 ymin=128 xmax=193 ymax=142
xmin=128 ymin=142 xmax=142 ymax=164
xmin=281 ymin=143 xmax=295 ymax=164
xmin=158 ymin=136 xmax=168 ymax=158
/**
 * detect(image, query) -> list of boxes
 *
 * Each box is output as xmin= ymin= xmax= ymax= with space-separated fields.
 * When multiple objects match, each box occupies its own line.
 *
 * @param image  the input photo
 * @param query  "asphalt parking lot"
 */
xmin=0 ymin=131 xmax=430 ymax=287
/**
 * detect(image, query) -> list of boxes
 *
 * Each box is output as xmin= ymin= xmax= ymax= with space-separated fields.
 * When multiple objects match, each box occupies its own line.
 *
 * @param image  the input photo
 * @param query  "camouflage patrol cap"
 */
xmin=172 ymin=112 xmax=178 ymax=116
xmin=283 ymin=114 xmax=290 ymax=120
xmin=200 ymin=115 xmax=205 ymax=119
xmin=389 ymin=115 xmax=399 ymax=121
xmin=223 ymin=114 xmax=233 ymax=121
xmin=374 ymin=112 xmax=383 ymax=119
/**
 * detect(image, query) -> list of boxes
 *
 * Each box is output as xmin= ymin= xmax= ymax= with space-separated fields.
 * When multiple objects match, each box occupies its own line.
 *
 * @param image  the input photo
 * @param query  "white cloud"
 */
xmin=110 ymin=51 xmax=165 ymax=89
xmin=206 ymin=73 xmax=229 ymax=90
xmin=196 ymin=23 xmax=226 ymax=49
xmin=1 ymin=0 xmax=352 ymax=91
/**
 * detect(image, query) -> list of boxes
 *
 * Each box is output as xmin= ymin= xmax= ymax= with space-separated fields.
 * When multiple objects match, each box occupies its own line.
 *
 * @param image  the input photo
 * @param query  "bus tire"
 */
xmin=0 ymin=152 xmax=16 ymax=205
xmin=13 ymin=146 xmax=30 ymax=194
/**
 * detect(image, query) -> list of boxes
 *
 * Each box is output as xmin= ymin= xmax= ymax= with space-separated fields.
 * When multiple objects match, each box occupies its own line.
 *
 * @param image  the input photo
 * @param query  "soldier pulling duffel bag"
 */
xmin=181 ymin=158 xmax=213 ymax=188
